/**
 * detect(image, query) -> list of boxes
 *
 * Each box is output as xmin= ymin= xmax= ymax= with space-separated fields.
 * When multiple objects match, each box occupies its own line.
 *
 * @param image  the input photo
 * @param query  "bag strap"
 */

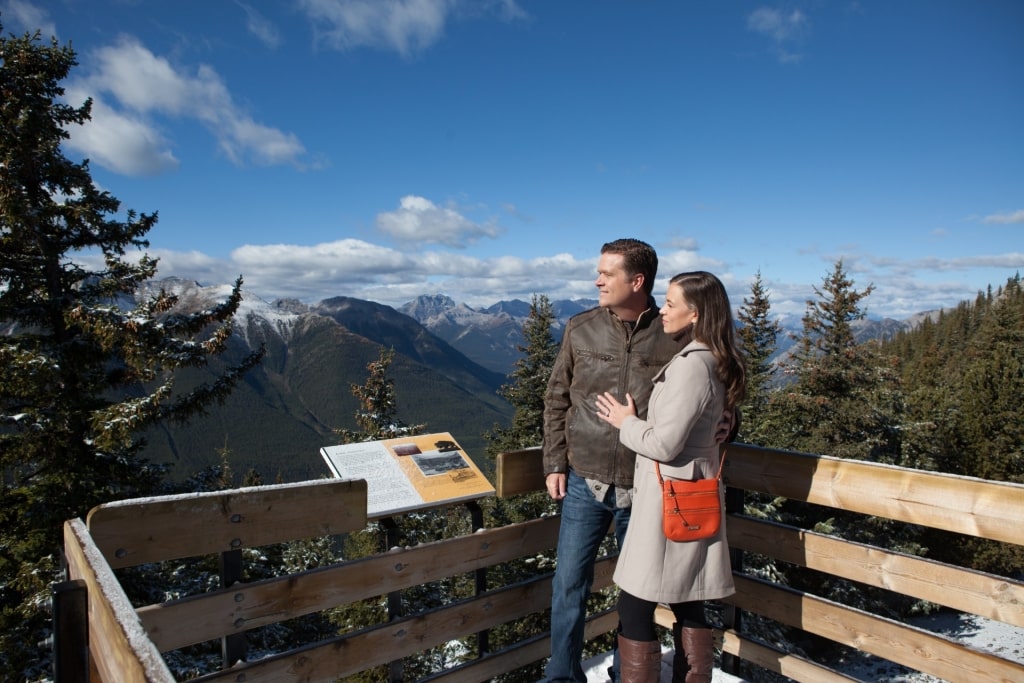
xmin=655 ymin=446 xmax=728 ymax=485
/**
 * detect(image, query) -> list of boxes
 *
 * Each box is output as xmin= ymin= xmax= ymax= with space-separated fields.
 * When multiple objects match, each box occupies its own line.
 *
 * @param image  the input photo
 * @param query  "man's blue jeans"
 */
xmin=546 ymin=469 xmax=631 ymax=683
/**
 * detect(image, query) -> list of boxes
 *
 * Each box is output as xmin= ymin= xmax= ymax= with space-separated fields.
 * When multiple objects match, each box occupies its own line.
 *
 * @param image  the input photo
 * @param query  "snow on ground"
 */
xmin=582 ymin=612 xmax=1024 ymax=683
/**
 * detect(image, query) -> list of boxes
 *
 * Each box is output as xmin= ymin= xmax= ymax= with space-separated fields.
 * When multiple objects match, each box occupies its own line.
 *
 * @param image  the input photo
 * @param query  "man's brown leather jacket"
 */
xmin=542 ymin=299 xmax=686 ymax=488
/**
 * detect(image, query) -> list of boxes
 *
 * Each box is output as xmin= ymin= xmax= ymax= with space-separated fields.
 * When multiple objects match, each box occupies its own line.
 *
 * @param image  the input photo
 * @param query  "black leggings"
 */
xmin=618 ymin=590 xmax=707 ymax=641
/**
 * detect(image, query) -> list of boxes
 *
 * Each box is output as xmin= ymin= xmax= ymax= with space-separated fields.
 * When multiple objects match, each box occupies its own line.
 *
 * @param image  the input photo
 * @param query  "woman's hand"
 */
xmin=595 ymin=391 xmax=636 ymax=429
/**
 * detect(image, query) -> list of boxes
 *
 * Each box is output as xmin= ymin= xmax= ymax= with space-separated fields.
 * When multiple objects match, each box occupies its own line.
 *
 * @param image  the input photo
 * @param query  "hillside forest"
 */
xmin=1 ymin=26 xmax=1022 ymax=681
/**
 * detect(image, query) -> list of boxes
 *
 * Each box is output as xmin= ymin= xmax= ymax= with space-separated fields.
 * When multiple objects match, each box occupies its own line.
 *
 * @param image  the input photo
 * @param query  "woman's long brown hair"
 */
xmin=669 ymin=271 xmax=747 ymax=408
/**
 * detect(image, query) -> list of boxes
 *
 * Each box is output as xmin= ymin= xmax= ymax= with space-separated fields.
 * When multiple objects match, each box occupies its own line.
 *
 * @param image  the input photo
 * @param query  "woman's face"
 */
xmin=660 ymin=282 xmax=697 ymax=335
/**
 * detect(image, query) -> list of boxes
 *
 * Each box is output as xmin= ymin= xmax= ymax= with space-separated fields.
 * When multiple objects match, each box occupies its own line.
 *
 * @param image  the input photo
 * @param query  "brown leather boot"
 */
xmin=679 ymin=626 xmax=714 ymax=683
xmin=617 ymin=634 xmax=662 ymax=683
xmin=671 ymin=623 xmax=687 ymax=683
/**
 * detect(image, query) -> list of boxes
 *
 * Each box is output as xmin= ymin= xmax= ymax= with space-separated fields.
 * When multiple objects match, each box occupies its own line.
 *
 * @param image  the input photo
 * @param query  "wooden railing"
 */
xmin=60 ymin=444 xmax=1024 ymax=682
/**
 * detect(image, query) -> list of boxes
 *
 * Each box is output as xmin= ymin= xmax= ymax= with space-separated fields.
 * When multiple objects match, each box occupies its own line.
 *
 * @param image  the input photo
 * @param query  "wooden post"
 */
xmin=382 ymin=517 xmax=404 ymax=683
xmin=721 ymin=484 xmax=744 ymax=677
xmin=466 ymin=500 xmax=489 ymax=656
xmin=220 ymin=548 xmax=246 ymax=667
xmin=52 ymin=579 xmax=89 ymax=683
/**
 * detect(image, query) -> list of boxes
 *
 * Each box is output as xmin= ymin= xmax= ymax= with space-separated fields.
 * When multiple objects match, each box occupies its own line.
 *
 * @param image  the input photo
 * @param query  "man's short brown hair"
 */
xmin=601 ymin=238 xmax=658 ymax=295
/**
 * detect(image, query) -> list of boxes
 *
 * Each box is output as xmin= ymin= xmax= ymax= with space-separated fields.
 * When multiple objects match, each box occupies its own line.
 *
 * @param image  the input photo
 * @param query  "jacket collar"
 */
xmin=652 ymin=340 xmax=712 ymax=382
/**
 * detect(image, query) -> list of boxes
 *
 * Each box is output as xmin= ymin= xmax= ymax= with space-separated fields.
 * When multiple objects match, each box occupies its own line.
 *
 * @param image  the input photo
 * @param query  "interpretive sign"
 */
xmin=320 ymin=432 xmax=495 ymax=518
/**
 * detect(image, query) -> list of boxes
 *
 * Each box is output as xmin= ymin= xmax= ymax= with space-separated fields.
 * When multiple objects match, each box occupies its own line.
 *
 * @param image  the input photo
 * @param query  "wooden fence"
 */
xmin=59 ymin=444 xmax=1024 ymax=682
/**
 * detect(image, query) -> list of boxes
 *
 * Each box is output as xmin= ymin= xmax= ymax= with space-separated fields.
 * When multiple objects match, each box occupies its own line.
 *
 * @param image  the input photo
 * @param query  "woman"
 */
xmin=596 ymin=271 xmax=746 ymax=683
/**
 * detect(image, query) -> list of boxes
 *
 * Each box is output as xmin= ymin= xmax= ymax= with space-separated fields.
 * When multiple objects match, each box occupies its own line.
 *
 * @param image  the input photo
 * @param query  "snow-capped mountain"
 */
xmin=126 ymin=280 xmax=512 ymax=481
xmin=400 ymin=295 xmax=593 ymax=374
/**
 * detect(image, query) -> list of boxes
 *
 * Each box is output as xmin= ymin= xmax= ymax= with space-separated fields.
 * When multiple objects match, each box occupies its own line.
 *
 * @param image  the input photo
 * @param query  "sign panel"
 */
xmin=320 ymin=432 xmax=495 ymax=518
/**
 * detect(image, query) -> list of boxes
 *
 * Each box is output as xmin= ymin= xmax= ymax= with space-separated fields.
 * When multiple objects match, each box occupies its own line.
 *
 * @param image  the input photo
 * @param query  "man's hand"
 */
xmin=714 ymin=407 xmax=736 ymax=444
xmin=546 ymin=472 xmax=567 ymax=501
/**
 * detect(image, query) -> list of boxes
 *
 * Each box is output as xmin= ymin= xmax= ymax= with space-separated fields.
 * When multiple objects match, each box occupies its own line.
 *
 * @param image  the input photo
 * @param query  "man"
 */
xmin=542 ymin=238 xmax=687 ymax=683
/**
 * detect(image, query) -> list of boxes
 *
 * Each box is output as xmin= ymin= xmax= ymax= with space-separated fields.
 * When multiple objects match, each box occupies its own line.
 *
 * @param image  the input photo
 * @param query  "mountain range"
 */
xmin=137 ymin=281 xmax=517 ymax=482
xmin=397 ymin=294 xmax=595 ymax=374
xmin=398 ymin=293 xmax=928 ymax=374
xmin=123 ymin=280 xmax=931 ymax=482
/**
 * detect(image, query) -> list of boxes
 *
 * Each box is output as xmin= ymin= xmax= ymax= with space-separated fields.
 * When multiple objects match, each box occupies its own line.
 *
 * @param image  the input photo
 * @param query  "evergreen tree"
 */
xmin=485 ymin=294 xmax=558 ymax=456
xmin=331 ymin=347 xmax=477 ymax=682
xmin=333 ymin=347 xmax=423 ymax=658
xmin=735 ymin=270 xmax=781 ymax=445
xmin=940 ymin=275 xmax=1024 ymax=573
xmin=883 ymin=273 xmax=1024 ymax=485
xmin=763 ymin=260 xmax=902 ymax=464
xmin=761 ymin=262 xmax=922 ymax=630
xmin=334 ymin=347 xmax=426 ymax=444
xmin=0 ymin=27 xmax=262 ymax=674
xmin=482 ymin=294 xmax=560 ymax=682
xmin=733 ymin=273 xmax=803 ymax=675
xmin=899 ymin=275 xmax=1024 ymax=482
xmin=884 ymin=274 xmax=1024 ymax=576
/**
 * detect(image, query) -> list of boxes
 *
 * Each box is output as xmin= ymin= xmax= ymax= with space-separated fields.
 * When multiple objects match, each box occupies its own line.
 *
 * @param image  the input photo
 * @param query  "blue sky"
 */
xmin=5 ymin=0 xmax=1022 ymax=320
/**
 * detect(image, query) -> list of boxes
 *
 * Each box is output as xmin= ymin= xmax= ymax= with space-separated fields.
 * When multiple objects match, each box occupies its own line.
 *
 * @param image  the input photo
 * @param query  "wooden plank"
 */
xmin=419 ymin=609 xmax=619 ymax=683
xmin=501 ymin=443 xmax=1024 ymax=544
xmin=87 ymin=479 xmax=367 ymax=568
xmin=140 ymin=515 xmax=562 ymax=652
xmin=63 ymin=519 xmax=175 ymax=683
xmin=725 ymin=574 xmax=1024 ymax=683
xmin=728 ymin=515 xmax=1024 ymax=627
xmin=499 ymin=444 xmax=1024 ymax=544
xmin=496 ymin=447 xmax=545 ymax=497
xmin=719 ymin=630 xmax=861 ymax=683
xmin=187 ymin=554 xmax=618 ymax=682
xmin=191 ymin=570 xmax=552 ymax=681
xmin=724 ymin=444 xmax=1024 ymax=545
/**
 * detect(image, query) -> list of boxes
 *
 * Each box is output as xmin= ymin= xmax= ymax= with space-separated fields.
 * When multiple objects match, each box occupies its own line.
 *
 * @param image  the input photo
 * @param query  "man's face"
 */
xmin=595 ymin=252 xmax=642 ymax=311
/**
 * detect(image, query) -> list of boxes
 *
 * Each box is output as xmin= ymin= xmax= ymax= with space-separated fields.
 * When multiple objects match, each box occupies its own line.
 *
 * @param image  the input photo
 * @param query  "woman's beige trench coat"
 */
xmin=613 ymin=341 xmax=735 ymax=604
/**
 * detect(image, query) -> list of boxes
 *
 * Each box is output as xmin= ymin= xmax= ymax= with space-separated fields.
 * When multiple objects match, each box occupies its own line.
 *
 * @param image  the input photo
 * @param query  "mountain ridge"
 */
xmin=133 ymin=280 xmax=513 ymax=482
xmin=399 ymin=292 xmax=936 ymax=374
xmin=84 ymin=279 xmax=945 ymax=482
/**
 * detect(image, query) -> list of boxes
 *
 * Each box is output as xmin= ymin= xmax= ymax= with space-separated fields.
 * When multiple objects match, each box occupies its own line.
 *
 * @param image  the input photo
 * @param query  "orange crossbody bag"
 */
xmin=655 ymin=448 xmax=726 ymax=542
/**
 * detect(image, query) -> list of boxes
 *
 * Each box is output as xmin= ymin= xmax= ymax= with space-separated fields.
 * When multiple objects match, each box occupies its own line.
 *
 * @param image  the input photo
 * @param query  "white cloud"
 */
xmin=983 ymin=209 xmax=1024 ymax=225
xmin=145 ymin=238 xmax=594 ymax=308
xmin=501 ymin=202 xmax=532 ymax=221
xmin=140 ymin=237 xmax=1024 ymax=319
xmin=62 ymin=36 xmax=306 ymax=175
xmin=63 ymin=88 xmax=180 ymax=176
xmin=89 ymin=37 xmax=194 ymax=114
xmin=910 ymin=254 xmax=1024 ymax=271
xmin=375 ymin=195 xmax=502 ymax=247
xmin=134 ymin=194 xmax=1024 ymax=318
xmin=663 ymin=236 xmax=699 ymax=251
xmin=299 ymin=0 xmax=451 ymax=56
xmin=747 ymin=7 xmax=809 ymax=63
xmin=149 ymin=249 xmax=230 ymax=284
xmin=232 ymin=239 xmax=412 ymax=276
xmin=235 ymin=1 xmax=282 ymax=48
xmin=747 ymin=7 xmax=808 ymax=42
xmin=158 ymin=237 xmax=727 ymax=310
xmin=777 ymin=49 xmax=803 ymax=64
xmin=1 ymin=0 xmax=56 ymax=39
xmin=298 ymin=0 xmax=527 ymax=57
xmin=658 ymin=250 xmax=722 ymax=280
xmin=215 ymin=113 xmax=306 ymax=167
